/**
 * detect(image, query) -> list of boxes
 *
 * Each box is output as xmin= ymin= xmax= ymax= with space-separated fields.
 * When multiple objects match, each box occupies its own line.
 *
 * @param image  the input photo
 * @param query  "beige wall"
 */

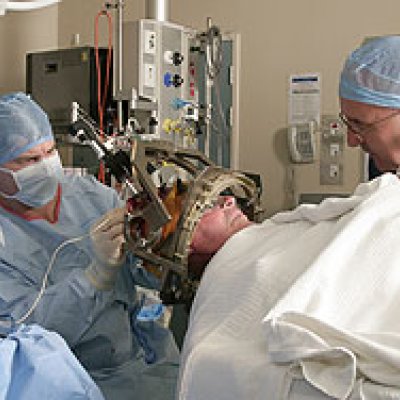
xmin=3 ymin=1 xmax=400 ymax=215
xmin=0 ymin=5 xmax=58 ymax=93
xmin=58 ymin=0 xmax=145 ymax=48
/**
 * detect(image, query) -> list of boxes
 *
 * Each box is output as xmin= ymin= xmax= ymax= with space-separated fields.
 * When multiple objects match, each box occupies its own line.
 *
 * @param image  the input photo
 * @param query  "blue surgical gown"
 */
xmin=0 ymin=323 xmax=105 ymax=400
xmin=0 ymin=175 xmax=179 ymax=400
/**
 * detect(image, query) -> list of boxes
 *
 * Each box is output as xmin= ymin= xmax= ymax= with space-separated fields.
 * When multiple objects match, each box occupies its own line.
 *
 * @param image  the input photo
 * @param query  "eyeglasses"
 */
xmin=339 ymin=109 xmax=400 ymax=136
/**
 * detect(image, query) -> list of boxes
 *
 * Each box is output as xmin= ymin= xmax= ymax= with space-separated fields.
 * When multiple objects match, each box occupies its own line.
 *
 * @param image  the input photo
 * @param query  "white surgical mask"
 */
xmin=0 ymin=152 xmax=63 ymax=208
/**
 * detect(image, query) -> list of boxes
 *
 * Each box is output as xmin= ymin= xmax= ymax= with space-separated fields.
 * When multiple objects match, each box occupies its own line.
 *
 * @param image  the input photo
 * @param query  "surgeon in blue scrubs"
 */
xmin=0 ymin=92 xmax=179 ymax=399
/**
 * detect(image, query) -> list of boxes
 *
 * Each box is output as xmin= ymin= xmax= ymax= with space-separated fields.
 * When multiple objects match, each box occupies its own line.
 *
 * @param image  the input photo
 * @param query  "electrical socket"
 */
xmin=330 ymin=143 xmax=340 ymax=157
xmin=320 ymin=162 xmax=343 ymax=185
xmin=329 ymin=164 xmax=339 ymax=178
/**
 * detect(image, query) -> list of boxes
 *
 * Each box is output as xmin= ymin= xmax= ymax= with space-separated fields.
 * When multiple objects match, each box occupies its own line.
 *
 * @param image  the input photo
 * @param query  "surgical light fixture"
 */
xmin=0 ymin=0 xmax=60 ymax=16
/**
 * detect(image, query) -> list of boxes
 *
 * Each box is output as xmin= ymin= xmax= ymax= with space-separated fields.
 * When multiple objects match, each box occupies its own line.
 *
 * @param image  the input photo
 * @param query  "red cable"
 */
xmin=94 ymin=9 xmax=113 ymax=183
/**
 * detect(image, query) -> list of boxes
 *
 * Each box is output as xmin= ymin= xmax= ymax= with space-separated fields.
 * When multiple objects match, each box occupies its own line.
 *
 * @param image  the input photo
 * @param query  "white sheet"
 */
xmin=178 ymin=174 xmax=400 ymax=400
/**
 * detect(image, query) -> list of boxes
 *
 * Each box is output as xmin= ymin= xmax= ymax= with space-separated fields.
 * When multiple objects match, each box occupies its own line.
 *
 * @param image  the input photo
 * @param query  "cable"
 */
xmin=94 ymin=9 xmax=113 ymax=134
xmin=15 ymin=216 xmax=114 ymax=325
xmin=94 ymin=8 xmax=113 ymax=183
xmin=213 ymin=71 xmax=228 ymax=134
xmin=206 ymin=25 xmax=223 ymax=80
xmin=203 ymin=25 xmax=228 ymax=164
xmin=16 ymin=233 xmax=90 ymax=324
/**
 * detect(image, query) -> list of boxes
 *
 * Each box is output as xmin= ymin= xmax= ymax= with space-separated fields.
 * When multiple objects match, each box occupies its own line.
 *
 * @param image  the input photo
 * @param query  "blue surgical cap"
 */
xmin=0 ymin=92 xmax=53 ymax=165
xmin=339 ymin=36 xmax=400 ymax=108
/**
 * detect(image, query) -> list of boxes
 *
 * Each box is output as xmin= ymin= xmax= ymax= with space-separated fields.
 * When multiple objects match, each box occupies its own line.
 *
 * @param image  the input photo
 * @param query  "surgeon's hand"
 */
xmin=86 ymin=207 xmax=127 ymax=290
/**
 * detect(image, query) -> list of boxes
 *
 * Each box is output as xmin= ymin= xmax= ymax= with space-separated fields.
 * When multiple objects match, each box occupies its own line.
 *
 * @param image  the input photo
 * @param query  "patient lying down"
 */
xmin=188 ymin=196 xmax=253 ymax=277
xmin=178 ymin=173 xmax=400 ymax=400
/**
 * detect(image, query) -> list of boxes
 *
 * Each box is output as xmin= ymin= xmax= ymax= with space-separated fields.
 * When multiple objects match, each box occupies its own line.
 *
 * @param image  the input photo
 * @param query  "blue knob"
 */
xmin=163 ymin=72 xmax=173 ymax=87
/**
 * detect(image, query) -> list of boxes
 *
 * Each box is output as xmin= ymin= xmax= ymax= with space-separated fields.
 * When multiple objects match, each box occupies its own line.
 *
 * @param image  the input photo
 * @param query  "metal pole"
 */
xmin=204 ymin=17 xmax=213 ymax=158
xmin=145 ymin=0 xmax=169 ymax=22
xmin=205 ymin=76 xmax=213 ymax=158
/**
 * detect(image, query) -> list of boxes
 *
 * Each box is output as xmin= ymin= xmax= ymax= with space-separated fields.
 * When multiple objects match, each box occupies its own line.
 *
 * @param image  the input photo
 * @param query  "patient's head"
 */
xmin=187 ymin=196 xmax=252 ymax=278
xmin=190 ymin=196 xmax=253 ymax=255
xmin=160 ymin=185 xmax=252 ymax=255
xmin=156 ymin=186 xmax=253 ymax=278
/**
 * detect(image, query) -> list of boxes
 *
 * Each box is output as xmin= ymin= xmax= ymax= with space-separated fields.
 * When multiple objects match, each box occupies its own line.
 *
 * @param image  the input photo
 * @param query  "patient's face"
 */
xmin=190 ymin=196 xmax=252 ymax=254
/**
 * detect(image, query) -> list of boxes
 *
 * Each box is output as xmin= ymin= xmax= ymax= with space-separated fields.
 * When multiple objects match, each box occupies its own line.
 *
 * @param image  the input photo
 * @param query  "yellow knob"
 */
xmin=162 ymin=118 xmax=173 ymax=133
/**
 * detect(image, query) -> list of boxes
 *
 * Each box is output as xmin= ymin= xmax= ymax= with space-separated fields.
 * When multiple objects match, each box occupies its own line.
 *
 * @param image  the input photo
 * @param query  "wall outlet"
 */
xmin=144 ymin=63 xmax=156 ymax=87
xmin=329 ymin=163 xmax=339 ymax=178
xmin=320 ymin=162 xmax=343 ymax=185
xmin=144 ymin=30 xmax=156 ymax=54
xmin=330 ymin=143 xmax=340 ymax=157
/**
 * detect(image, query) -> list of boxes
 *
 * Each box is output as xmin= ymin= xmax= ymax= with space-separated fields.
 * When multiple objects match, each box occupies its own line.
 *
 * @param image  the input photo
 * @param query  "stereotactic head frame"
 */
xmin=152 ymin=165 xmax=260 ymax=304
xmin=121 ymin=143 xmax=260 ymax=304
xmin=160 ymin=166 xmax=259 ymax=265
xmin=125 ymin=147 xmax=259 ymax=254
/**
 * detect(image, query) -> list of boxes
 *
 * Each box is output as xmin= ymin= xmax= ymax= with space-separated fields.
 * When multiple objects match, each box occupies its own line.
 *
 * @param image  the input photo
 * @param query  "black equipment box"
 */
xmin=26 ymin=46 xmax=112 ymax=129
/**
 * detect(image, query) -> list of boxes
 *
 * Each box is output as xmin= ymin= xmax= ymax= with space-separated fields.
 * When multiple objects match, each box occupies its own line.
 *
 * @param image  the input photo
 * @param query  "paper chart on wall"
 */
xmin=288 ymin=73 xmax=321 ymax=126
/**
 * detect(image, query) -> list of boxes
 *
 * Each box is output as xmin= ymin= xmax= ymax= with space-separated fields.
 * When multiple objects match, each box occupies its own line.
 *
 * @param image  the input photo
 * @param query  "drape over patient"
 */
xmin=178 ymin=173 xmax=400 ymax=399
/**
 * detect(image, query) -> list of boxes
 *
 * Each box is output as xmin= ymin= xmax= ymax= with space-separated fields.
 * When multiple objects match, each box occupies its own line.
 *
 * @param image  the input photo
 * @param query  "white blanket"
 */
xmin=178 ymin=174 xmax=400 ymax=400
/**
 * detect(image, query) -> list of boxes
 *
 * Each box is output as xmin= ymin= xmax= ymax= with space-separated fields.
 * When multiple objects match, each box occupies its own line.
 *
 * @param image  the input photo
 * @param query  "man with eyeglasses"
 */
xmin=339 ymin=35 xmax=400 ymax=176
xmin=178 ymin=39 xmax=400 ymax=396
